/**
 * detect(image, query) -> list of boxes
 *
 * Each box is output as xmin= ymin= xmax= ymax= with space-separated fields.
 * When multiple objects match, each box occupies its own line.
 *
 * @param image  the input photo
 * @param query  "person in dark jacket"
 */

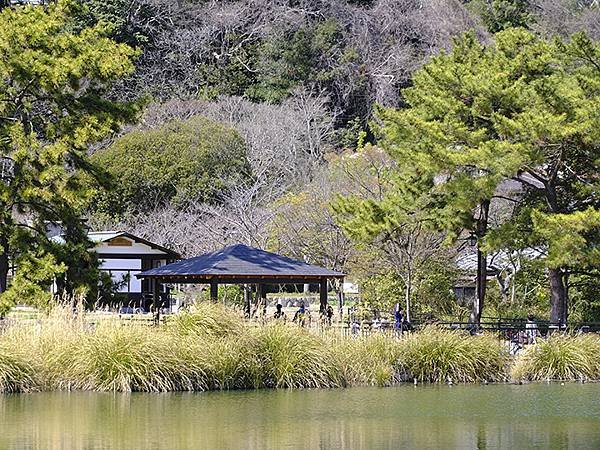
xmin=326 ymin=304 xmax=334 ymax=326
xmin=274 ymin=303 xmax=287 ymax=321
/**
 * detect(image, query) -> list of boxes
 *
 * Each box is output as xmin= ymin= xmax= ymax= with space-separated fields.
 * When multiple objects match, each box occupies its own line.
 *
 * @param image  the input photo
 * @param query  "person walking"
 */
xmin=274 ymin=303 xmax=287 ymax=321
xmin=394 ymin=304 xmax=405 ymax=334
xmin=326 ymin=304 xmax=334 ymax=326
xmin=293 ymin=304 xmax=306 ymax=327
xmin=525 ymin=314 xmax=538 ymax=344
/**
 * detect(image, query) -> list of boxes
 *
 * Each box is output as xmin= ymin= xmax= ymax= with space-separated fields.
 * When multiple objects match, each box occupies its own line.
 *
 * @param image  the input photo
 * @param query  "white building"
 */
xmin=49 ymin=230 xmax=180 ymax=308
xmin=89 ymin=231 xmax=180 ymax=306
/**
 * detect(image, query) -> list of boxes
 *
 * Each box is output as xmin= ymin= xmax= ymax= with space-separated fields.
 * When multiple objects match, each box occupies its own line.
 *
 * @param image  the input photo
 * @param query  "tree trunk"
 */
xmin=470 ymin=246 xmax=488 ymax=324
xmin=470 ymin=200 xmax=490 ymax=325
xmin=405 ymin=271 xmax=411 ymax=323
xmin=549 ymin=268 xmax=567 ymax=326
xmin=0 ymin=232 xmax=8 ymax=293
xmin=544 ymin=183 xmax=569 ymax=327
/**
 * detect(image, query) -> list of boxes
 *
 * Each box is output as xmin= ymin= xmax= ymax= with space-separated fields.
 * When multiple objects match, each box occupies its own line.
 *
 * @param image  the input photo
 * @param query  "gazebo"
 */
xmin=136 ymin=244 xmax=345 ymax=314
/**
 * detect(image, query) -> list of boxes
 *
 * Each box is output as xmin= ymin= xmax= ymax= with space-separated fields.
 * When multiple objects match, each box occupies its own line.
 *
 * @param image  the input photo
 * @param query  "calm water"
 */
xmin=1 ymin=384 xmax=599 ymax=449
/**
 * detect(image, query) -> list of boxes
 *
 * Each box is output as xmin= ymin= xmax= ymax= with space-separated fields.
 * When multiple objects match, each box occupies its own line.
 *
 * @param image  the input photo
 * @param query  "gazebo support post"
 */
xmin=152 ymin=278 xmax=160 ymax=325
xmin=244 ymin=284 xmax=251 ymax=317
xmin=257 ymin=284 xmax=267 ymax=317
xmin=210 ymin=279 xmax=218 ymax=301
xmin=336 ymin=279 xmax=345 ymax=319
xmin=319 ymin=278 xmax=328 ymax=314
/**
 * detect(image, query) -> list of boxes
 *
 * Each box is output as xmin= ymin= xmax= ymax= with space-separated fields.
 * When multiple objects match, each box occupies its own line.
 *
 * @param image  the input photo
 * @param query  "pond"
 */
xmin=1 ymin=384 xmax=599 ymax=449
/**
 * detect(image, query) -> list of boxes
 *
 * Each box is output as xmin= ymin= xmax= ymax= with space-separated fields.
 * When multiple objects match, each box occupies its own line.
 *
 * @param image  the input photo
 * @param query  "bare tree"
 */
xmin=194 ymin=181 xmax=279 ymax=249
xmin=534 ymin=0 xmax=600 ymax=40
xmin=140 ymin=92 xmax=334 ymax=188
xmin=345 ymin=0 xmax=486 ymax=107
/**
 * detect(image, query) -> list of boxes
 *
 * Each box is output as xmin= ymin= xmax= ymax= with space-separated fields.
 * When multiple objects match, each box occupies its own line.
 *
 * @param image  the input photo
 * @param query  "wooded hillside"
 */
xmin=1 ymin=0 xmax=598 ymax=323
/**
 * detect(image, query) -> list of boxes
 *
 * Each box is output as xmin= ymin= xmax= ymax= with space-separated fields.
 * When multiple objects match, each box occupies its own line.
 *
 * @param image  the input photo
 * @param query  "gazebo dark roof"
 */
xmin=136 ymin=244 xmax=344 ymax=283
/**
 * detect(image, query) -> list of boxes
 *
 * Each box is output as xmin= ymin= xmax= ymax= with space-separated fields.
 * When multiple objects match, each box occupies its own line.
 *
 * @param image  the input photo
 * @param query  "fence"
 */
xmin=321 ymin=316 xmax=600 ymax=343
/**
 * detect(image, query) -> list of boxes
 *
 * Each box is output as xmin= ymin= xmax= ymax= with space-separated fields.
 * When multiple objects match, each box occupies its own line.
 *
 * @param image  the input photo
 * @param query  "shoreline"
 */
xmin=1 ymin=304 xmax=599 ymax=394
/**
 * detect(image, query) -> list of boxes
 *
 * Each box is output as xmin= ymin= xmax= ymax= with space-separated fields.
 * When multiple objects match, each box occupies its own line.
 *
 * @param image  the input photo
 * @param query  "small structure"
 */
xmin=46 ymin=230 xmax=179 ymax=309
xmin=136 ymin=244 xmax=344 ymax=313
xmin=89 ymin=231 xmax=180 ymax=306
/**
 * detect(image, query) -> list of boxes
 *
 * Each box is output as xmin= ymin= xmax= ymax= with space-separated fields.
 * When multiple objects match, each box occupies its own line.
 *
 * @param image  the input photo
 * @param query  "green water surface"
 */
xmin=1 ymin=384 xmax=599 ymax=449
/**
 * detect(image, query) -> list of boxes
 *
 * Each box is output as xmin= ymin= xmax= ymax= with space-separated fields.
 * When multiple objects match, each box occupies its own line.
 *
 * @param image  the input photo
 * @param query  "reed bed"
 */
xmin=0 ymin=336 xmax=38 ymax=393
xmin=198 ymin=335 xmax=261 ymax=390
xmin=511 ymin=334 xmax=600 ymax=381
xmin=63 ymin=324 xmax=188 ymax=392
xmin=400 ymin=327 xmax=509 ymax=383
xmin=332 ymin=334 xmax=404 ymax=386
xmin=0 ymin=304 xmax=599 ymax=393
xmin=254 ymin=323 xmax=344 ymax=388
xmin=168 ymin=302 xmax=244 ymax=338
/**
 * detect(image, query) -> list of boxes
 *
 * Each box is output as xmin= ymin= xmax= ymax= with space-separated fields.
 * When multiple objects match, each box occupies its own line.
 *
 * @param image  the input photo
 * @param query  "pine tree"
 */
xmin=343 ymin=29 xmax=599 ymax=324
xmin=0 ymin=1 xmax=139 ymax=312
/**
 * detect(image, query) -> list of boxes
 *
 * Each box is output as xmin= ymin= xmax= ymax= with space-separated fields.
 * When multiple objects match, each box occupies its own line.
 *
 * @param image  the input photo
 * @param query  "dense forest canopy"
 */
xmin=0 ymin=0 xmax=598 ymax=322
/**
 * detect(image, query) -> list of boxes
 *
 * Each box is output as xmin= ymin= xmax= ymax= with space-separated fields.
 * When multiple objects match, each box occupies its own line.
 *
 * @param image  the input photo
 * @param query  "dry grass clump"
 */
xmin=36 ymin=307 xmax=88 ymax=390
xmin=168 ymin=302 xmax=244 ymax=338
xmin=511 ymin=334 xmax=600 ymax=381
xmin=253 ymin=323 xmax=344 ymax=388
xmin=62 ymin=323 xmax=190 ymax=392
xmin=198 ymin=336 xmax=261 ymax=390
xmin=399 ymin=327 xmax=508 ymax=383
xmin=0 ymin=330 xmax=38 ymax=393
xmin=333 ymin=334 xmax=404 ymax=386
xmin=3 ymin=302 xmax=600 ymax=393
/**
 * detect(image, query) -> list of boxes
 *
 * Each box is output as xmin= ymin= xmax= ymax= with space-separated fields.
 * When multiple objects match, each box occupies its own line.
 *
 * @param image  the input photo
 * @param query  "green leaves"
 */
xmin=377 ymin=28 xmax=598 ymax=243
xmin=338 ymin=28 xmax=599 ymax=321
xmin=0 ymin=0 xmax=138 ymax=307
xmin=532 ymin=208 xmax=600 ymax=269
xmin=0 ymin=252 xmax=65 ymax=315
xmin=91 ymin=115 xmax=251 ymax=216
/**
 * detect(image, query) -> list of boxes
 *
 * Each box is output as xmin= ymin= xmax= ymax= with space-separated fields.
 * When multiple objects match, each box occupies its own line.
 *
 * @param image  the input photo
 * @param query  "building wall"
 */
xmin=95 ymin=237 xmax=169 ymax=296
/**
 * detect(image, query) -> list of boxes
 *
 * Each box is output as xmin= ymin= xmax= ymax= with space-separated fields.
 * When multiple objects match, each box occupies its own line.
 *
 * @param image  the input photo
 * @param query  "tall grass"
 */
xmin=198 ymin=335 xmax=260 ymax=390
xmin=332 ymin=328 xmax=508 ymax=385
xmin=0 ymin=335 xmax=38 ymax=393
xmin=63 ymin=323 xmax=190 ymax=392
xmin=400 ymin=327 xmax=509 ymax=383
xmin=1 ymin=304 xmax=599 ymax=393
xmin=333 ymin=334 xmax=404 ymax=386
xmin=254 ymin=323 xmax=343 ymax=388
xmin=511 ymin=334 xmax=600 ymax=381
xmin=36 ymin=306 xmax=87 ymax=390
xmin=168 ymin=302 xmax=244 ymax=337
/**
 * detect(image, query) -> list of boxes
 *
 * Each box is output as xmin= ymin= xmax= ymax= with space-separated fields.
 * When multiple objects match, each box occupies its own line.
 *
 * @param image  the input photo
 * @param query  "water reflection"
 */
xmin=1 ymin=384 xmax=599 ymax=449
